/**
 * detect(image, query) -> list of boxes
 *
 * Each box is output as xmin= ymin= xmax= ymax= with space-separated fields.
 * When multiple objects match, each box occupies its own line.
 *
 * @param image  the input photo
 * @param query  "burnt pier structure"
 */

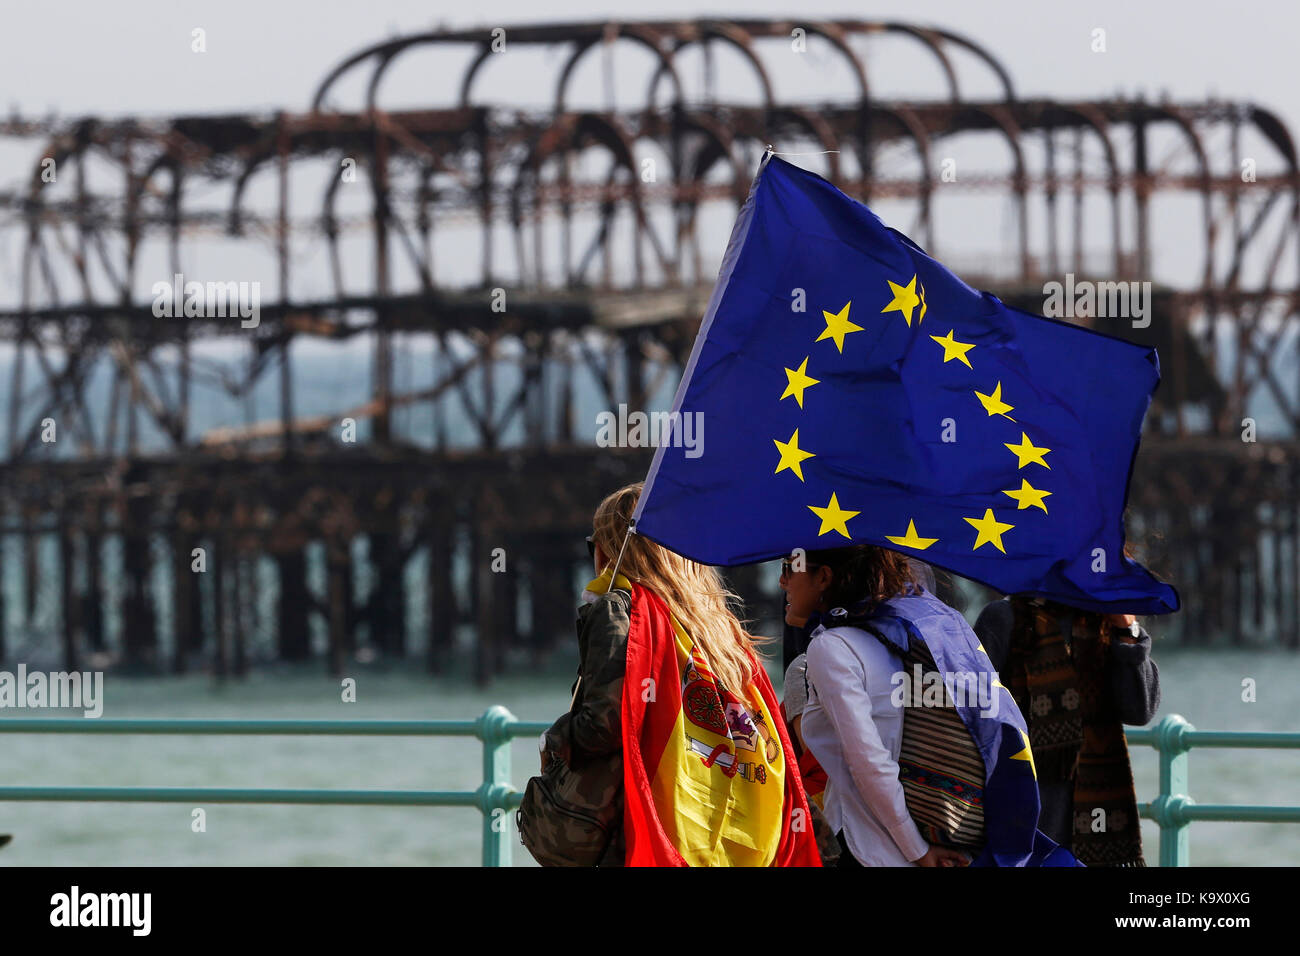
xmin=1 ymin=19 xmax=1298 ymax=680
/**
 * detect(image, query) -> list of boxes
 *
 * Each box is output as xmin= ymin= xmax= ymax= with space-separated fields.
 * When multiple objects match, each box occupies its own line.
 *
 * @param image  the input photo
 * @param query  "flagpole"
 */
xmin=605 ymin=521 xmax=634 ymax=593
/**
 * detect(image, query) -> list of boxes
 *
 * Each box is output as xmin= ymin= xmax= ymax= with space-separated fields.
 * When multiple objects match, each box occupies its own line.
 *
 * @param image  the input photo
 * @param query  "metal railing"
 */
xmin=0 ymin=709 xmax=1295 ymax=866
xmin=1127 ymin=714 xmax=1300 ymax=866
xmin=0 ymin=705 xmax=549 ymax=867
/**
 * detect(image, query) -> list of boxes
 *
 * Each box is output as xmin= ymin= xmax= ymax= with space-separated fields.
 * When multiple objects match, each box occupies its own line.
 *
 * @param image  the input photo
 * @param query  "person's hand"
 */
xmin=1104 ymin=613 xmax=1141 ymax=644
xmin=913 ymin=845 xmax=970 ymax=867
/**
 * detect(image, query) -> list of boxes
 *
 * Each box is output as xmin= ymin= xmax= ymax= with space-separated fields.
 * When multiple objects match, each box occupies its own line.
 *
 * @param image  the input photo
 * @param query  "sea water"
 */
xmin=0 ymin=647 xmax=1295 ymax=866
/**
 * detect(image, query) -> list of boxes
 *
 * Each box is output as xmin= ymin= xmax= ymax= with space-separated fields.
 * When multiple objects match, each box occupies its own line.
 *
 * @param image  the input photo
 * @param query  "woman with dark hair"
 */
xmin=785 ymin=544 xmax=970 ymax=867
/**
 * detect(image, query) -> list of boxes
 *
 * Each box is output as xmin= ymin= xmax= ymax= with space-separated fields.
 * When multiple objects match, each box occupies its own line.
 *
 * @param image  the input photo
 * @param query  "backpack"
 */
xmin=862 ymin=613 xmax=988 ymax=852
xmin=517 ymin=675 xmax=624 ymax=866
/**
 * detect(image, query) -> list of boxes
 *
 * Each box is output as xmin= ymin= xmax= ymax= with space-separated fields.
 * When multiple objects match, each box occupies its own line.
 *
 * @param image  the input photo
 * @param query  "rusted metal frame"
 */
xmin=106 ymin=339 xmax=184 ymax=449
xmin=1134 ymin=110 xmax=1214 ymax=385
xmin=102 ymin=362 xmax=122 ymax=456
xmin=651 ymin=22 xmax=775 ymax=112
xmin=720 ymin=18 xmax=1011 ymax=103
xmin=574 ymin=329 xmax=615 ymax=413
xmin=273 ymin=116 xmax=294 ymax=456
xmin=925 ymin=25 xmax=1016 ymax=102
xmin=1044 ymin=125 xmax=1060 ymax=276
xmin=1058 ymin=103 xmax=1124 ymax=275
xmin=434 ymin=328 xmax=493 ymax=438
xmin=14 ymin=172 xmax=100 ymax=459
xmin=553 ymin=25 xmax=686 ymax=115
xmin=137 ymin=349 xmax=180 ymax=414
xmin=962 ymin=103 xmax=1032 ymax=277
xmin=381 ymin=177 xmax=439 ymax=292
xmin=1241 ymin=105 xmax=1300 ymax=432
xmin=10 ymin=345 xmax=99 ymax=460
xmin=490 ymin=340 xmax=543 ymax=443
xmin=479 ymin=330 xmax=498 ymax=449
xmin=1156 ymin=106 xmax=1216 ymax=288
xmin=869 ymin=23 xmax=961 ymax=103
xmin=475 ymin=109 xmax=495 ymax=291
xmin=370 ymin=118 xmax=395 ymax=445
xmin=1222 ymin=189 xmax=1284 ymax=291
xmin=862 ymin=105 xmax=933 ymax=245
xmin=572 ymin=192 xmax=617 ymax=289
xmin=166 ymin=158 xmax=190 ymax=448
xmin=767 ymin=107 xmax=843 ymax=182
xmin=538 ymin=113 xmax=666 ymax=288
xmin=649 ymin=109 xmax=745 ymax=282
xmin=227 ymin=126 xmax=285 ymax=236
xmin=1233 ymin=229 xmax=1300 ymax=432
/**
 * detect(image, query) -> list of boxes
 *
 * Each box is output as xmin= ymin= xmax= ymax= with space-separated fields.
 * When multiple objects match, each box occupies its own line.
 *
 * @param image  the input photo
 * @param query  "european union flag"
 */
xmin=633 ymin=155 xmax=1179 ymax=615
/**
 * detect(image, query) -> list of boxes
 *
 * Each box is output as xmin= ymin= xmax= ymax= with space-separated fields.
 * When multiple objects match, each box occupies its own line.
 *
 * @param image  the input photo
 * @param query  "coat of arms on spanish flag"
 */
xmin=620 ymin=581 xmax=821 ymax=866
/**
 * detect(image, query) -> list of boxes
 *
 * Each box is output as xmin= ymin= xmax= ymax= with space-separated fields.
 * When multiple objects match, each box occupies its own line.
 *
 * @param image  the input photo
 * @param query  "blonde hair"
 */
xmin=592 ymin=482 xmax=768 ymax=699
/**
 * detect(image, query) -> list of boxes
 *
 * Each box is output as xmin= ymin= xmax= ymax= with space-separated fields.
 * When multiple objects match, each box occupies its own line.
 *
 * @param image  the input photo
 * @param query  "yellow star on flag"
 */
xmin=964 ymin=508 xmax=1014 ymax=553
xmin=809 ymin=492 xmax=859 ymax=539
xmin=881 ymin=274 xmax=922 ymax=326
xmin=773 ymin=428 xmax=816 ymax=482
xmin=918 ymin=282 xmax=928 ymax=323
xmin=780 ymin=356 xmax=820 ymax=408
xmin=1003 ymin=478 xmax=1052 ymax=513
xmin=885 ymin=519 xmax=938 ymax=551
xmin=1010 ymin=728 xmax=1037 ymax=779
xmin=816 ymin=302 xmax=864 ymax=353
xmin=975 ymin=381 xmax=1016 ymax=420
xmin=930 ymin=329 xmax=975 ymax=368
xmin=1005 ymin=432 xmax=1052 ymax=470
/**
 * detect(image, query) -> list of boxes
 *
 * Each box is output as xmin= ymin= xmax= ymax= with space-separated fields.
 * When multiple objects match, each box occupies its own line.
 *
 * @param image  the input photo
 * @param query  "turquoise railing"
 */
xmin=0 ymin=709 xmax=1295 ymax=865
xmin=0 ymin=705 xmax=549 ymax=867
xmin=1126 ymin=714 xmax=1300 ymax=866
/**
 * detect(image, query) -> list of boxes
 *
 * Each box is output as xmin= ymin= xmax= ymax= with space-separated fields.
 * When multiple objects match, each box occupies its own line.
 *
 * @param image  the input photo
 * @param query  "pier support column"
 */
xmin=427 ymin=517 xmax=456 ymax=673
xmin=277 ymin=549 xmax=311 ymax=661
xmin=122 ymin=496 xmax=158 ymax=670
xmin=172 ymin=529 xmax=192 ymax=673
xmin=326 ymin=538 xmax=348 ymax=678
xmin=60 ymin=517 xmax=79 ymax=672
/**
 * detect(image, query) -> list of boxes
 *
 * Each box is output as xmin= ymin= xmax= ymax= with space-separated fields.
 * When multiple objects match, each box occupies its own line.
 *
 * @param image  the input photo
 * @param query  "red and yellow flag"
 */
xmin=618 ymin=579 xmax=820 ymax=866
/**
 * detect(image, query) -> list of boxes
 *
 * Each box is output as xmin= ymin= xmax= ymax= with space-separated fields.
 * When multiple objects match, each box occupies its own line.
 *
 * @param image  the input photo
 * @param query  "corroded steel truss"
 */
xmin=1 ymin=19 xmax=1296 ymax=675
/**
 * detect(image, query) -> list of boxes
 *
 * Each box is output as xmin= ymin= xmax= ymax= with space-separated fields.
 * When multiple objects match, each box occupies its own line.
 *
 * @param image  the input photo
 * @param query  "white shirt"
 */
xmin=800 ymin=623 xmax=928 ymax=866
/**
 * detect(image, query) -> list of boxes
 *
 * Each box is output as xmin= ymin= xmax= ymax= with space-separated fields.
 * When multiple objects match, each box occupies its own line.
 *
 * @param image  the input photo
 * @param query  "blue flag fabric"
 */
xmin=634 ymin=155 xmax=1178 ymax=615
xmin=865 ymin=589 xmax=1081 ymax=866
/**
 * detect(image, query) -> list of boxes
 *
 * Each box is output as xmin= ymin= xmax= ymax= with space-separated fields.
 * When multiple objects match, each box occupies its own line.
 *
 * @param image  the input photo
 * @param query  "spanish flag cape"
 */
xmin=599 ymin=569 xmax=820 ymax=866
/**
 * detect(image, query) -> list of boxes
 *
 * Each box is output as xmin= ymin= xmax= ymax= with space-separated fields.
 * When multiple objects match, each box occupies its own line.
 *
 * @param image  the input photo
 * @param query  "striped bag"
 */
xmin=866 ymin=623 xmax=987 ymax=851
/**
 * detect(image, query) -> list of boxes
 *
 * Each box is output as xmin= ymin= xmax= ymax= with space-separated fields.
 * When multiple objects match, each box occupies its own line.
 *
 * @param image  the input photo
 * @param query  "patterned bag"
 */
xmin=864 ymin=622 xmax=987 ymax=852
xmin=517 ymin=677 xmax=624 ymax=867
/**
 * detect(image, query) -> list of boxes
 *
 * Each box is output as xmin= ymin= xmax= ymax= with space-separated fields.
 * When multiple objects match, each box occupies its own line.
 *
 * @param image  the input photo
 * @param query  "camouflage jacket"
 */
xmin=542 ymin=586 xmax=631 ymax=866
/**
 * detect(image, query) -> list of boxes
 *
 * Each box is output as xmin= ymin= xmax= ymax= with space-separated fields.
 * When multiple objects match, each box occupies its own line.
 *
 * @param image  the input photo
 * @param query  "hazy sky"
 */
xmin=3 ymin=1 xmax=1296 ymax=321
xmin=1 ymin=0 xmax=1294 ymax=122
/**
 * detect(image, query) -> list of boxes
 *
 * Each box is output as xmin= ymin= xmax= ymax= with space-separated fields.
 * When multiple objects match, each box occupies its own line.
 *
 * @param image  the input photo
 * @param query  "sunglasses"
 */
xmin=780 ymin=558 xmax=823 ymax=576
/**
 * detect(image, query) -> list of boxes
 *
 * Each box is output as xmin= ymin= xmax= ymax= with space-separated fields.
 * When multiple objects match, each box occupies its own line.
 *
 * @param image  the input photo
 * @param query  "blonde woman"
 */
xmin=522 ymin=482 xmax=820 ymax=867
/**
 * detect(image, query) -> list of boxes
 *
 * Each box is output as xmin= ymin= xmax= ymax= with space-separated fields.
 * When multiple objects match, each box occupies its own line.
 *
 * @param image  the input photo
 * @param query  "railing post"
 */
xmin=1151 ymin=714 xmax=1194 ymax=867
xmin=477 ymin=705 xmax=515 ymax=867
